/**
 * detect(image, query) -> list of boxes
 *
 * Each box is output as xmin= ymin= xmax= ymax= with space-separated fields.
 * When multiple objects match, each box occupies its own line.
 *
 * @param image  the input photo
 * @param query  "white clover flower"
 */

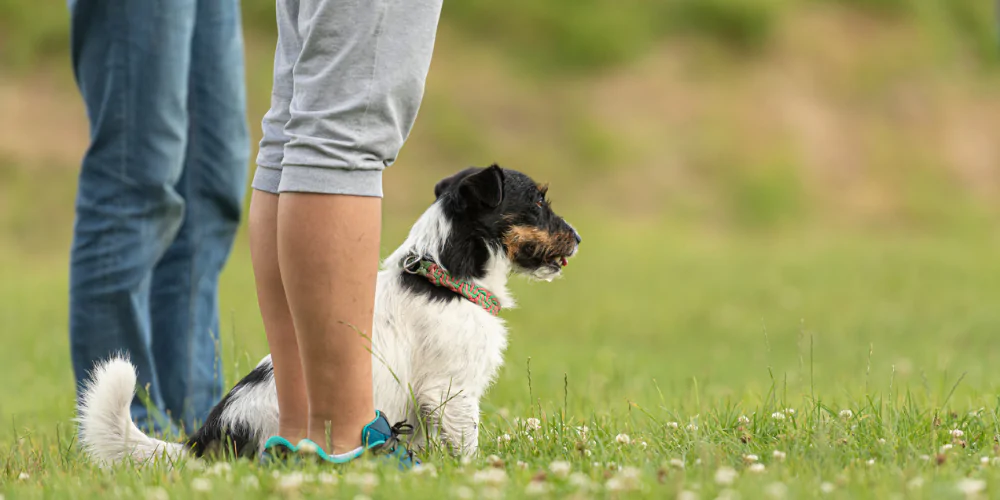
xmin=771 ymin=412 xmax=786 ymax=420
xmin=146 ymin=487 xmax=169 ymax=500
xmin=190 ymin=478 xmax=212 ymax=493
xmin=413 ymin=464 xmax=438 ymax=477
xmin=941 ymin=444 xmax=955 ymax=452
xmin=473 ymin=468 xmax=508 ymax=486
xmin=241 ymin=476 xmax=260 ymax=489
xmin=919 ymin=454 xmax=931 ymax=461
xmin=669 ymin=458 xmax=685 ymax=469
xmin=460 ymin=455 xmax=473 ymax=466
xmin=981 ymin=456 xmax=990 ymax=465
xmin=487 ymin=454 xmax=503 ymax=466
xmin=765 ymin=482 xmax=788 ymax=499
xmin=678 ymin=490 xmax=699 ymax=500
xmin=569 ymin=472 xmax=593 ymax=490
xmin=749 ymin=463 xmax=766 ymax=473
xmin=345 ymin=472 xmax=379 ymax=492
xmin=666 ymin=421 xmax=680 ymax=429
xmin=516 ymin=460 xmax=529 ymax=470
xmin=714 ymin=466 xmax=738 ymax=485
xmin=525 ymin=481 xmax=550 ymax=496
xmin=772 ymin=450 xmax=786 ymax=461
xmin=738 ymin=415 xmax=750 ymax=424
xmin=785 ymin=408 xmax=796 ymax=415
xmin=878 ymin=438 xmax=886 ymax=444
xmin=620 ymin=466 xmax=641 ymax=480
xmin=206 ymin=462 xmax=231 ymax=477
xmin=686 ymin=423 xmax=699 ymax=432
xmin=866 ymin=459 xmax=875 ymax=466
xmin=951 ymin=429 xmax=965 ymax=438
xmin=278 ymin=472 xmax=306 ymax=492
xmin=549 ymin=460 xmax=571 ymax=478
xmin=17 ymin=472 xmax=30 ymax=481
xmin=743 ymin=454 xmax=759 ymax=463
xmin=298 ymin=440 xmax=319 ymax=453
xmin=957 ymin=478 xmax=986 ymax=497
xmin=615 ymin=433 xmax=631 ymax=445
xmin=820 ymin=482 xmax=835 ymax=494
xmin=838 ymin=409 xmax=853 ymax=419
xmin=526 ymin=417 xmax=541 ymax=431
xmin=606 ymin=467 xmax=642 ymax=492
xmin=605 ymin=478 xmax=627 ymax=492
xmin=584 ymin=449 xmax=592 ymax=457
xmin=500 ymin=433 xmax=512 ymax=443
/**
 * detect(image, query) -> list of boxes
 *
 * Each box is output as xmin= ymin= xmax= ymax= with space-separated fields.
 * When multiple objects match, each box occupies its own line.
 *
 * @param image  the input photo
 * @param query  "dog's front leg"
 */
xmin=419 ymin=388 xmax=480 ymax=456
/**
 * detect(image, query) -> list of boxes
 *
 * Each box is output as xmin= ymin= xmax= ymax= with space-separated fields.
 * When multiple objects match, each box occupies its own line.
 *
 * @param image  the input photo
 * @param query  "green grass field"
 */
xmin=2 ymin=0 xmax=1000 ymax=496
xmin=3 ymin=204 xmax=1000 ymax=498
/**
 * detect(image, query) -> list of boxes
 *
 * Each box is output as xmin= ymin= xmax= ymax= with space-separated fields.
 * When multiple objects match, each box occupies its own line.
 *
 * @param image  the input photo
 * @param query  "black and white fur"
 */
xmin=77 ymin=165 xmax=580 ymax=467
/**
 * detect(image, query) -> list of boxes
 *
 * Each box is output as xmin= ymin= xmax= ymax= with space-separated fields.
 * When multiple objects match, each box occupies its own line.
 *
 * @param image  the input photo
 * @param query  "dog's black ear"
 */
xmin=459 ymin=164 xmax=505 ymax=208
xmin=434 ymin=167 xmax=480 ymax=199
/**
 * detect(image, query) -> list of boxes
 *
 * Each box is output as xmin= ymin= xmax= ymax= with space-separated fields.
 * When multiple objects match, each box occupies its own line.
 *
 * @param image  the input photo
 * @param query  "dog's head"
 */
xmin=432 ymin=165 xmax=580 ymax=281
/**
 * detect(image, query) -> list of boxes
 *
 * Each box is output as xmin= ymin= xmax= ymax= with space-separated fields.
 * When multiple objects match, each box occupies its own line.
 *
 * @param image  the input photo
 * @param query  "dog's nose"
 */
xmin=573 ymin=230 xmax=582 ymax=244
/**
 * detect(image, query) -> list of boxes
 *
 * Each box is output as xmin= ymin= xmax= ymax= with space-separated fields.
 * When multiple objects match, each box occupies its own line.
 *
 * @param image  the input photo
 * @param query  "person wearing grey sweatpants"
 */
xmin=248 ymin=0 xmax=442 ymax=464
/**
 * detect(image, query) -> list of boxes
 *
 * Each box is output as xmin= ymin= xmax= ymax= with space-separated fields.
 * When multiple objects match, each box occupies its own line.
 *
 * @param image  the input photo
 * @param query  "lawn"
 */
xmin=3 ymin=203 xmax=1000 ymax=498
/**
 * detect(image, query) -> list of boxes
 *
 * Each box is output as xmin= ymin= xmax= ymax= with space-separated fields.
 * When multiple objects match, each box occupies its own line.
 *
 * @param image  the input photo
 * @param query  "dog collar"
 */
xmin=402 ymin=256 xmax=502 ymax=316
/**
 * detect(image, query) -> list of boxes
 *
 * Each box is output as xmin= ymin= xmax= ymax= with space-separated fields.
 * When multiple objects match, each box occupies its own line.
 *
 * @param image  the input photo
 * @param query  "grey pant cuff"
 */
xmin=251 ymin=164 xmax=384 ymax=197
xmin=251 ymin=164 xmax=282 ymax=194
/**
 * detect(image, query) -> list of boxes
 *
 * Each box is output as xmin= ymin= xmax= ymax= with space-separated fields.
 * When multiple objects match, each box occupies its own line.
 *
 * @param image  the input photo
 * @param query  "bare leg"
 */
xmin=277 ymin=193 xmax=380 ymax=454
xmin=249 ymin=190 xmax=308 ymax=442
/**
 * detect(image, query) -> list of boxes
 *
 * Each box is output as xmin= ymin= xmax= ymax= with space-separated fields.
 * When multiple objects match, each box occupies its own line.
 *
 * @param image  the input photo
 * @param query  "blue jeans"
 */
xmin=68 ymin=0 xmax=249 ymax=433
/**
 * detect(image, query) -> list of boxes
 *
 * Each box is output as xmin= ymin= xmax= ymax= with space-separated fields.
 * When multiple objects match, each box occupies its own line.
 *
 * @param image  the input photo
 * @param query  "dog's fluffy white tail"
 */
xmin=77 ymin=356 xmax=187 ymax=467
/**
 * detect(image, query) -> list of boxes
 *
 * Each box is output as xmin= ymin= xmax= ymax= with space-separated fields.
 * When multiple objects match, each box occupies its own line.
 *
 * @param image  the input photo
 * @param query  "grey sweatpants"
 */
xmin=252 ymin=0 xmax=443 ymax=197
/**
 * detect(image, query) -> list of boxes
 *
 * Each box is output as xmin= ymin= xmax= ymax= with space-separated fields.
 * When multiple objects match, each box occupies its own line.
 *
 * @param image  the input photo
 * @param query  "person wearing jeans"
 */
xmin=68 ymin=0 xmax=249 ymax=434
xmin=250 ymin=0 xmax=442 ymax=464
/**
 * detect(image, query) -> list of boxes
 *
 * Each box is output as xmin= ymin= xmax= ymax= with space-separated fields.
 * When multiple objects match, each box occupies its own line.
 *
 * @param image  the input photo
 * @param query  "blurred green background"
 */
xmin=2 ymin=0 xmax=1000 ymax=439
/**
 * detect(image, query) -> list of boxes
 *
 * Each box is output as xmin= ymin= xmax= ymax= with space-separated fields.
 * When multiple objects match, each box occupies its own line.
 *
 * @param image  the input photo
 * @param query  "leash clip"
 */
xmin=402 ymin=254 xmax=422 ymax=274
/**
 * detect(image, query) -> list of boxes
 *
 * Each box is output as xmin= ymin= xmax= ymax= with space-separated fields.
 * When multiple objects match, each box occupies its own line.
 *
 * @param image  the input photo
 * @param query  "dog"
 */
xmin=77 ymin=165 xmax=580 ymax=467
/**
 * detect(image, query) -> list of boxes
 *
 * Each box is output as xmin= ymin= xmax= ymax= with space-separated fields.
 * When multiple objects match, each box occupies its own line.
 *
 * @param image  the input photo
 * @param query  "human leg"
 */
xmin=249 ymin=0 xmax=309 ymax=444
xmin=278 ymin=0 xmax=443 ymax=454
xmin=150 ymin=0 xmax=250 ymax=432
xmin=68 ymin=0 xmax=196 ymax=433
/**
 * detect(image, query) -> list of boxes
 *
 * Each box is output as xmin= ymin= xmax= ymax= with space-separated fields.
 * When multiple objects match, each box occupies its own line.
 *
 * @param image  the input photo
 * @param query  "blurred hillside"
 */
xmin=1 ymin=0 xmax=998 ymax=253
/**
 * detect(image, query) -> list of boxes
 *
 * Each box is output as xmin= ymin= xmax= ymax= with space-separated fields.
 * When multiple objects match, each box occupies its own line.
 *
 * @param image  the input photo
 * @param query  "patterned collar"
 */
xmin=402 ymin=255 xmax=501 ymax=316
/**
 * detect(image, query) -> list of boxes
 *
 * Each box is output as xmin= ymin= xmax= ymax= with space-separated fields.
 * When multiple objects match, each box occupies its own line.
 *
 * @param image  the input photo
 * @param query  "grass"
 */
xmin=3 ymin=202 xmax=1000 ymax=498
xmin=1 ymin=1 xmax=998 ymax=495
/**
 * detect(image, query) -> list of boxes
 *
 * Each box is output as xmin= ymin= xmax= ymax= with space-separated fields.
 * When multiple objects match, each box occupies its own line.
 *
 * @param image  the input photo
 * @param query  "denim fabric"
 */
xmin=68 ymin=0 xmax=249 ymax=434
